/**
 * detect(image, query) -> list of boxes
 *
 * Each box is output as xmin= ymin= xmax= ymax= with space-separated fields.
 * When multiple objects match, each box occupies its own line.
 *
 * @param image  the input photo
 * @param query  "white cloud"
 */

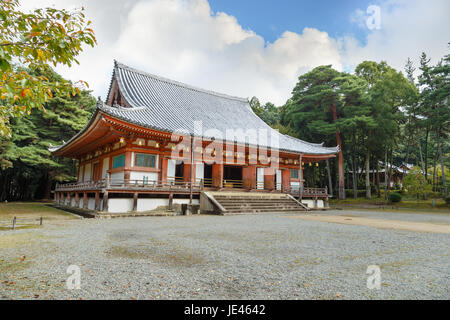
xmin=343 ymin=0 xmax=450 ymax=76
xmin=18 ymin=0 xmax=450 ymax=106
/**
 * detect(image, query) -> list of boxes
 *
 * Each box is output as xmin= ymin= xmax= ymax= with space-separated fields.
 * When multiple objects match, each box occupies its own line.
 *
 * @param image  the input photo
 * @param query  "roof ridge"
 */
xmin=114 ymin=60 xmax=249 ymax=103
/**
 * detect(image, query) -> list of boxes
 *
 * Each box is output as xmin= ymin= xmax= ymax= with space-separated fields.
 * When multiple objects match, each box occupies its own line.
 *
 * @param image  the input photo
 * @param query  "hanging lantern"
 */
xmin=316 ymin=162 xmax=319 ymax=167
xmin=119 ymin=137 xmax=125 ymax=144
xmin=309 ymin=162 xmax=312 ymax=166
xmin=155 ymin=142 xmax=160 ymax=148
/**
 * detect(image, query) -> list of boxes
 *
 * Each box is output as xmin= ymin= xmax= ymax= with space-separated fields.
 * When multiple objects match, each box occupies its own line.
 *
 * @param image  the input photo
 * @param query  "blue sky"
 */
xmin=21 ymin=0 xmax=450 ymax=104
xmin=209 ymin=0 xmax=375 ymax=44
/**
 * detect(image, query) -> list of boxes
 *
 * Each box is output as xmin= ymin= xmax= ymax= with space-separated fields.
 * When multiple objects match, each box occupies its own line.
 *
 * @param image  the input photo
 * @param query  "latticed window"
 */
xmin=112 ymin=154 xmax=125 ymax=168
xmin=135 ymin=153 xmax=156 ymax=168
xmin=290 ymin=169 xmax=299 ymax=179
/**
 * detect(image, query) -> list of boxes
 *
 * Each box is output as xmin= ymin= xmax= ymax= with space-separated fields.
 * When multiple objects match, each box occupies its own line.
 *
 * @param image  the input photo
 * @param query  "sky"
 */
xmin=19 ymin=0 xmax=450 ymax=105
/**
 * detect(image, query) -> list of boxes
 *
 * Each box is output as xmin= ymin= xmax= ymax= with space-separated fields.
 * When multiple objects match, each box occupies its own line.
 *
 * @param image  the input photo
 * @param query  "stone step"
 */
xmin=224 ymin=208 xmax=306 ymax=214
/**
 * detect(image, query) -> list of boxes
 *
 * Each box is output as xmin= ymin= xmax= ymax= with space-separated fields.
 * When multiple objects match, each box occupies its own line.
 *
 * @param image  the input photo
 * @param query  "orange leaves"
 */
xmin=20 ymin=88 xmax=31 ymax=98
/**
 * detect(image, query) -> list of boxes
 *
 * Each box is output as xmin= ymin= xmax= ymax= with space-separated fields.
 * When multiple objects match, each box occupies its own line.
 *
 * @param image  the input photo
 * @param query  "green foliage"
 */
xmin=403 ymin=166 xmax=432 ymax=200
xmin=389 ymin=192 xmax=402 ymax=203
xmin=0 ymin=0 xmax=97 ymax=137
xmin=445 ymin=196 xmax=450 ymax=204
xmin=0 ymin=66 xmax=96 ymax=200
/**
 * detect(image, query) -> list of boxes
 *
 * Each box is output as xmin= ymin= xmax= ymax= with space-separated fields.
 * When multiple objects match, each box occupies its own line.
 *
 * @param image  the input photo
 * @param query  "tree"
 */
xmin=0 ymin=0 xmax=96 ymax=137
xmin=356 ymin=61 xmax=415 ymax=199
xmin=283 ymin=65 xmax=375 ymax=199
xmin=0 ymin=67 xmax=96 ymax=201
xmin=403 ymin=166 xmax=431 ymax=201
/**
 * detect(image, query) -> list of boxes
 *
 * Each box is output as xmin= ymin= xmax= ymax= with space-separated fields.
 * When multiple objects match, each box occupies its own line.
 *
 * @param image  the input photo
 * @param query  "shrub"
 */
xmin=389 ymin=192 xmax=402 ymax=203
xmin=445 ymin=196 xmax=450 ymax=205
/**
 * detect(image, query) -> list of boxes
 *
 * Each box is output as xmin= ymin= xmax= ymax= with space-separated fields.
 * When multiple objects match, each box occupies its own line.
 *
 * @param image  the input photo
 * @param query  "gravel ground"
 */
xmin=0 ymin=210 xmax=449 ymax=300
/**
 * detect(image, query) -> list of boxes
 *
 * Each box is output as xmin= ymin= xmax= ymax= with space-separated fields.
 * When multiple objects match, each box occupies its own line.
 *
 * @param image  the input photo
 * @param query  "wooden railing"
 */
xmin=223 ymin=179 xmax=244 ymax=189
xmin=285 ymin=186 xmax=329 ymax=198
xmin=55 ymin=178 xmax=201 ymax=192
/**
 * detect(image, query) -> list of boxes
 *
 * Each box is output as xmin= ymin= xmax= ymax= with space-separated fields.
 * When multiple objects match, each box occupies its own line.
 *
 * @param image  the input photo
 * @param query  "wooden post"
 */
xmin=189 ymin=135 xmax=194 ymax=205
xmin=40 ymin=217 xmax=43 ymax=226
xmin=75 ymin=192 xmax=80 ymax=208
xmin=314 ymin=196 xmax=318 ymax=209
xmin=168 ymin=192 xmax=173 ymax=210
xmin=83 ymin=192 xmax=88 ymax=209
xmin=12 ymin=216 xmax=16 ymax=230
xmin=61 ymin=192 xmax=65 ymax=205
xmin=67 ymin=192 xmax=71 ymax=206
xmin=299 ymin=154 xmax=303 ymax=200
xmin=95 ymin=191 xmax=100 ymax=211
xmin=326 ymin=159 xmax=333 ymax=197
xmin=102 ymin=191 xmax=109 ymax=212
xmin=132 ymin=192 xmax=138 ymax=211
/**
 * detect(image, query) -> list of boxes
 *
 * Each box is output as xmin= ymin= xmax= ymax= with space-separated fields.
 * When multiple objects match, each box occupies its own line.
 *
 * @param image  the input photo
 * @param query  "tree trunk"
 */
xmin=330 ymin=104 xmax=345 ymax=200
xmin=425 ymin=126 xmax=429 ymax=182
xmin=439 ymin=149 xmax=447 ymax=196
xmin=326 ymin=159 xmax=333 ymax=197
xmin=351 ymin=158 xmax=357 ymax=199
xmin=365 ymin=149 xmax=371 ymax=199
xmin=43 ymin=172 xmax=52 ymax=200
xmin=417 ymin=139 xmax=425 ymax=178
xmin=376 ymin=160 xmax=381 ymax=198
xmin=384 ymin=149 xmax=388 ymax=200
xmin=438 ymin=130 xmax=447 ymax=196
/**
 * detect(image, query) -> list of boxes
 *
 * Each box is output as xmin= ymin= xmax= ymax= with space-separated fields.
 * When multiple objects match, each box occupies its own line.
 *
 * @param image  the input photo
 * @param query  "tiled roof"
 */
xmin=51 ymin=62 xmax=339 ymax=155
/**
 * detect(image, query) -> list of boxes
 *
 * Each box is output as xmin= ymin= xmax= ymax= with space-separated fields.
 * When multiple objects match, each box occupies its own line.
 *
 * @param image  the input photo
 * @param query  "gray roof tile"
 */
xmin=52 ymin=62 xmax=339 ymax=155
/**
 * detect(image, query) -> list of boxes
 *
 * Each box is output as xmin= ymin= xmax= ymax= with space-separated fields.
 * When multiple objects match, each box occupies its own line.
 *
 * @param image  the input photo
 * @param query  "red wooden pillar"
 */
xmin=94 ymin=191 xmax=100 ymax=211
xmin=160 ymin=156 xmax=168 ymax=183
xmin=102 ymin=191 xmax=109 ymax=212
xmin=132 ymin=192 xmax=138 ymax=211
xmin=75 ymin=192 xmax=80 ymax=208
xmin=83 ymin=192 xmax=88 ymax=209
xmin=67 ymin=192 xmax=71 ymax=206
xmin=124 ymin=150 xmax=132 ymax=182
xmin=282 ymin=169 xmax=290 ymax=192
xmin=212 ymin=163 xmax=223 ymax=188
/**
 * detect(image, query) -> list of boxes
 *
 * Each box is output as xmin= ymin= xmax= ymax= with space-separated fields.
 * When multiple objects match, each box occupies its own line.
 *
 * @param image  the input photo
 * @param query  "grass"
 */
xmin=330 ymin=197 xmax=449 ymax=213
xmin=0 ymin=202 xmax=75 ymax=226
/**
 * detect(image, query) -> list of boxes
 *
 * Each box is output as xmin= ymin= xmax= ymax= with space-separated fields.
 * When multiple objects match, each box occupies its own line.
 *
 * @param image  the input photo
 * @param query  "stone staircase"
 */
xmin=206 ymin=192 xmax=308 ymax=214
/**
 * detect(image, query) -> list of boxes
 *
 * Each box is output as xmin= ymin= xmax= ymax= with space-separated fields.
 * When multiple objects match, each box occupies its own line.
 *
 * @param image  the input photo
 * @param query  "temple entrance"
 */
xmin=204 ymin=164 xmax=212 ymax=187
xmin=223 ymin=165 xmax=243 ymax=188
xmin=175 ymin=160 xmax=184 ymax=184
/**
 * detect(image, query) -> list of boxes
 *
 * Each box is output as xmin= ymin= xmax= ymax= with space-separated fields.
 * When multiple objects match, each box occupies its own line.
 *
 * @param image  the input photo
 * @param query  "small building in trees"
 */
xmin=51 ymin=62 xmax=338 ymax=214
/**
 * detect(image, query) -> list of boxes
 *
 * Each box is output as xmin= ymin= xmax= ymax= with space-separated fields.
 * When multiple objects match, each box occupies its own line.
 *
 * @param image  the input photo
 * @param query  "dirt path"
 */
xmin=287 ymin=214 xmax=450 ymax=234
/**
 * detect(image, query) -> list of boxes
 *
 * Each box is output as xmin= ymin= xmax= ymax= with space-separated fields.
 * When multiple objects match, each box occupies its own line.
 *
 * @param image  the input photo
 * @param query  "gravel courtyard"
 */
xmin=1 ymin=210 xmax=449 ymax=300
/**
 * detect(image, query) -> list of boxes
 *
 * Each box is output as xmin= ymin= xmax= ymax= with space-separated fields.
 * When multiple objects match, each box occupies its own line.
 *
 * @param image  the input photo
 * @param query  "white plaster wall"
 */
xmin=129 ymin=171 xmax=158 ymax=182
xmin=301 ymin=199 xmax=324 ymax=209
xmin=84 ymin=163 xmax=91 ymax=182
xmin=174 ymin=198 xmax=199 ymax=205
xmin=88 ymin=198 xmax=95 ymax=210
xmin=108 ymin=199 xmax=133 ymax=213
xmin=102 ymin=157 xmax=109 ymax=179
xmin=137 ymin=198 xmax=168 ymax=211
